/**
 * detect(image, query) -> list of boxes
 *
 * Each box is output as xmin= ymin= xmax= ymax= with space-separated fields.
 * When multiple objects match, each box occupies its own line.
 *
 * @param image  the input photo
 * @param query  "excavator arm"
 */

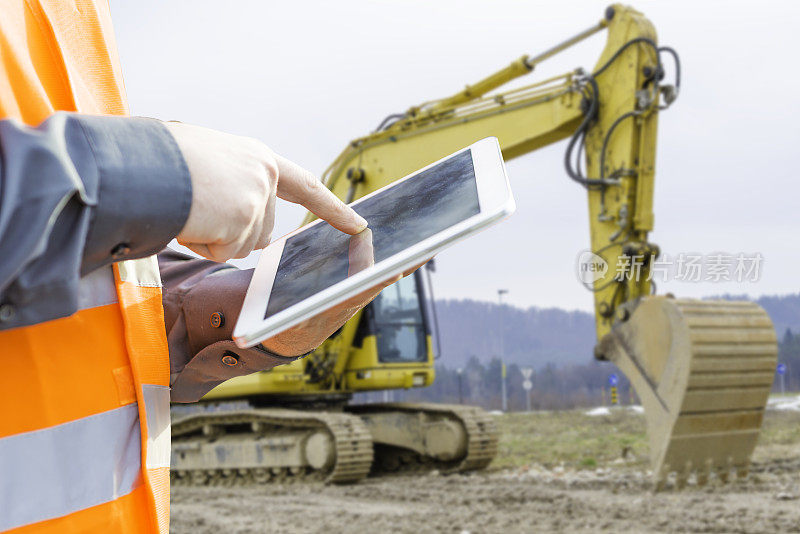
xmin=313 ymin=4 xmax=777 ymax=486
xmin=319 ymin=5 xmax=661 ymax=340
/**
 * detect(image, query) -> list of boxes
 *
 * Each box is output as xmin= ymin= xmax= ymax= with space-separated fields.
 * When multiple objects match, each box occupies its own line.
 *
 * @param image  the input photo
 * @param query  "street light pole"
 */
xmin=457 ymin=368 xmax=463 ymax=404
xmin=498 ymin=289 xmax=509 ymax=412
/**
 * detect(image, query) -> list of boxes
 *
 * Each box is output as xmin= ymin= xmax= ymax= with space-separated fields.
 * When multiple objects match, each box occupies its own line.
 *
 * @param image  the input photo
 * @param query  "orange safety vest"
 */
xmin=0 ymin=1 xmax=170 ymax=532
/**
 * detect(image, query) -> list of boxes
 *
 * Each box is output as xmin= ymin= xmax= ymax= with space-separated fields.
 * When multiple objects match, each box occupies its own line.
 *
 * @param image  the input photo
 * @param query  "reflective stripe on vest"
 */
xmin=0 ymin=2 xmax=172 ymax=532
xmin=142 ymin=384 xmax=172 ymax=470
xmin=0 ymin=404 xmax=141 ymax=531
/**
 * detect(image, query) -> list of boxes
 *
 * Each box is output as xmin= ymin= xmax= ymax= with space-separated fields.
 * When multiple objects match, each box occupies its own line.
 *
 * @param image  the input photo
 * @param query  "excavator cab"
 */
xmin=344 ymin=272 xmax=435 ymax=391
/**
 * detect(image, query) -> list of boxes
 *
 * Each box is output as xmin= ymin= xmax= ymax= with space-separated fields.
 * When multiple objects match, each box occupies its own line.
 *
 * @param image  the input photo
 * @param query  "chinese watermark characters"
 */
xmin=576 ymin=251 xmax=763 ymax=288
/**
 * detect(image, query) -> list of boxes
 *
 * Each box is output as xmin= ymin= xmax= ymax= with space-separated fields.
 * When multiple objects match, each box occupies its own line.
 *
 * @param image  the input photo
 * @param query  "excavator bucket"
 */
xmin=596 ymin=297 xmax=778 ymax=488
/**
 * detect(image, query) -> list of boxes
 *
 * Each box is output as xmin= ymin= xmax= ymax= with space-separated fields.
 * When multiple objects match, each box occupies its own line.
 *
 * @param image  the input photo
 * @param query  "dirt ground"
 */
xmin=171 ymin=409 xmax=800 ymax=534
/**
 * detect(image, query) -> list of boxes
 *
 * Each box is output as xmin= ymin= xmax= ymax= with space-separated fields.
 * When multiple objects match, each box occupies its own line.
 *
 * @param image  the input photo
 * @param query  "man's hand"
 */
xmin=165 ymin=122 xmax=367 ymax=262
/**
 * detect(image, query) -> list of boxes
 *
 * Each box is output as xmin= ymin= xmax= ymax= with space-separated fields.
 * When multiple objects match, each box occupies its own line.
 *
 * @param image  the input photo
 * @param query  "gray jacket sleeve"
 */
xmin=0 ymin=113 xmax=191 ymax=330
xmin=158 ymin=249 xmax=300 ymax=403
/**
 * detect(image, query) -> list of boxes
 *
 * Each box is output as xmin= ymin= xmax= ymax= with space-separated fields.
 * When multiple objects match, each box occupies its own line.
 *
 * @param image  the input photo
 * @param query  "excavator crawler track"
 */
xmin=597 ymin=297 xmax=778 ymax=488
xmin=170 ymin=409 xmax=373 ymax=485
xmin=346 ymin=402 xmax=498 ymax=474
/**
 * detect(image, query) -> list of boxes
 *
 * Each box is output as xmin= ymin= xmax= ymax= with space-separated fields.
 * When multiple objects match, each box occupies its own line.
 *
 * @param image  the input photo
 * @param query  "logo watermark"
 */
xmin=576 ymin=251 xmax=763 ymax=288
xmin=576 ymin=250 xmax=609 ymax=288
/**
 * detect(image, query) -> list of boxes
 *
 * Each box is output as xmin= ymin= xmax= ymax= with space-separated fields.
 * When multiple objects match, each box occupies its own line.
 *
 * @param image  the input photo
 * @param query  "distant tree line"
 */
xmin=365 ymin=332 xmax=797 ymax=411
xmin=355 ymin=294 xmax=798 ymax=410
xmin=425 ymin=293 xmax=799 ymax=384
xmin=433 ymin=299 xmax=596 ymax=370
xmin=369 ymin=356 xmax=634 ymax=411
xmin=778 ymin=328 xmax=800 ymax=391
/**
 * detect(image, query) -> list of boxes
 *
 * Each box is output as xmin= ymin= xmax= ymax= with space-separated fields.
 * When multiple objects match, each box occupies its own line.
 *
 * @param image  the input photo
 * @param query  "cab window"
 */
xmin=372 ymin=274 xmax=427 ymax=362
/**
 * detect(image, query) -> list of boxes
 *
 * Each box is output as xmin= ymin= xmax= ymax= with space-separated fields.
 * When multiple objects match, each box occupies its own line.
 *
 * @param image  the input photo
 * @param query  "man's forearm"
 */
xmin=0 ymin=113 xmax=191 ymax=330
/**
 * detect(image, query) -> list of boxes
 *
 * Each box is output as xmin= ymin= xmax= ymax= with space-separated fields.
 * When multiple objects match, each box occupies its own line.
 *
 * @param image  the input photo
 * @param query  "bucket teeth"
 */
xmin=654 ymin=457 xmax=746 ymax=489
xmin=674 ymin=460 xmax=692 ymax=489
xmin=695 ymin=467 xmax=710 ymax=487
xmin=735 ymin=464 xmax=749 ymax=480
xmin=715 ymin=466 xmax=730 ymax=484
xmin=598 ymin=297 xmax=778 ymax=490
xmin=654 ymin=465 xmax=668 ymax=491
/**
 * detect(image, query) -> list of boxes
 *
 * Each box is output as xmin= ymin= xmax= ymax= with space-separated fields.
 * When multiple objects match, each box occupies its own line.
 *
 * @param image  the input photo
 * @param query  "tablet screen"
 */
xmin=265 ymin=149 xmax=479 ymax=319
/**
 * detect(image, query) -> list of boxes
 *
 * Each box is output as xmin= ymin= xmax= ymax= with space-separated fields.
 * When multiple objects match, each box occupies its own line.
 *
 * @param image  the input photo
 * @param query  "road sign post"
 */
xmin=777 ymin=363 xmax=787 ymax=395
xmin=498 ymin=289 xmax=509 ymax=412
xmin=608 ymin=374 xmax=619 ymax=406
xmin=457 ymin=368 xmax=464 ymax=404
xmin=521 ymin=367 xmax=533 ymax=412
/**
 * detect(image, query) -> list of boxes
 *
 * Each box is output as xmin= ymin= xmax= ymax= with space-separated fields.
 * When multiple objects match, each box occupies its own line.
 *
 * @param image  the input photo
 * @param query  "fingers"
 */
xmin=256 ymin=186 xmax=277 ymax=249
xmin=274 ymin=154 xmax=368 ymax=235
xmin=262 ymin=269 xmax=408 ymax=357
xmin=183 ymin=236 xmax=254 ymax=262
xmin=346 ymin=261 xmax=428 ymax=310
xmin=182 ymin=243 xmax=212 ymax=259
xmin=402 ymin=260 xmax=429 ymax=277
xmin=341 ymin=258 xmax=426 ymax=314
xmin=345 ymin=273 xmax=402 ymax=310
xmin=180 ymin=186 xmax=275 ymax=262
xmin=347 ymin=229 xmax=375 ymax=276
xmin=208 ymin=242 xmax=245 ymax=262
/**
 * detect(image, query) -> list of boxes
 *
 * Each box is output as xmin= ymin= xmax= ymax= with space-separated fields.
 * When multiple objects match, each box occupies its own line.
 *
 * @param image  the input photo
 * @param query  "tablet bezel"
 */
xmin=233 ymin=137 xmax=514 ymax=348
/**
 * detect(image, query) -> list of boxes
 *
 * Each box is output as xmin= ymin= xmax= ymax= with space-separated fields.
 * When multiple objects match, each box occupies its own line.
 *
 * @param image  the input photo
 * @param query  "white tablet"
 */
xmin=233 ymin=137 xmax=515 ymax=348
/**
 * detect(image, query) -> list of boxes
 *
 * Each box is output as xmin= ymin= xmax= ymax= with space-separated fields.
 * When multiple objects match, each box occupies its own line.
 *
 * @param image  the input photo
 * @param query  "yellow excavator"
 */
xmin=171 ymin=4 xmax=778 ymax=488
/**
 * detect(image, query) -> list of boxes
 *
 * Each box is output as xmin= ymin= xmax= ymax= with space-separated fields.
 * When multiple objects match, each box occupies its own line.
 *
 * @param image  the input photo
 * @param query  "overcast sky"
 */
xmin=112 ymin=0 xmax=799 ymax=311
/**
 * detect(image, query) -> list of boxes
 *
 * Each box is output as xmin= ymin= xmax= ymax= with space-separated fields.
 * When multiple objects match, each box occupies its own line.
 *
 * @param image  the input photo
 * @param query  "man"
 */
xmin=0 ymin=2 xmax=400 ymax=532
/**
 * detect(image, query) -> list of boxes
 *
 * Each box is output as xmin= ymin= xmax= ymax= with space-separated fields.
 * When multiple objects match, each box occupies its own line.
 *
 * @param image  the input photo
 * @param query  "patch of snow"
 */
xmin=585 ymin=407 xmax=611 ymax=416
xmin=768 ymin=394 xmax=800 ymax=412
xmin=628 ymin=405 xmax=644 ymax=414
xmin=488 ymin=410 xmax=504 ymax=416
